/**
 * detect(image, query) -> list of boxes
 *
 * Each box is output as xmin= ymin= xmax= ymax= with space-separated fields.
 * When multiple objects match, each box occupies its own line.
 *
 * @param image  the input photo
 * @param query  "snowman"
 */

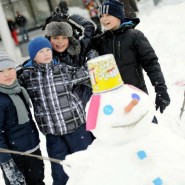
xmin=63 ymin=54 xmax=185 ymax=185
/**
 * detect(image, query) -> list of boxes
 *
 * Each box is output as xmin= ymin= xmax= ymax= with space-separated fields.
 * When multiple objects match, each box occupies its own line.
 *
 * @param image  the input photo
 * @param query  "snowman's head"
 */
xmin=86 ymin=84 xmax=155 ymax=145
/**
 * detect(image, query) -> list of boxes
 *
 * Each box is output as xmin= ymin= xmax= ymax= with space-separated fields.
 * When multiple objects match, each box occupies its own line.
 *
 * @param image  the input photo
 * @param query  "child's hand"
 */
xmin=155 ymin=92 xmax=170 ymax=113
xmin=86 ymin=49 xmax=99 ymax=62
xmin=155 ymin=83 xmax=170 ymax=113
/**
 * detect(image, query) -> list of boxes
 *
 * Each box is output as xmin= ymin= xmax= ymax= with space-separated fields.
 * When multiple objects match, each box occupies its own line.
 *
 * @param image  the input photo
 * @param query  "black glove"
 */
xmin=1 ymin=159 xmax=26 ymax=185
xmin=155 ymin=83 xmax=170 ymax=113
xmin=75 ymin=66 xmax=89 ymax=79
xmin=86 ymin=49 xmax=99 ymax=61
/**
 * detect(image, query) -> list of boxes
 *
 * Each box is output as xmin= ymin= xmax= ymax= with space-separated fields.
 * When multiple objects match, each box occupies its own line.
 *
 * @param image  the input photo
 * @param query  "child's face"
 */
xmin=34 ymin=48 xmax=52 ymax=64
xmin=100 ymin=14 xmax=121 ymax=31
xmin=0 ymin=68 xmax=16 ymax=86
xmin=50 ymin=35 xmax=69 ymax=53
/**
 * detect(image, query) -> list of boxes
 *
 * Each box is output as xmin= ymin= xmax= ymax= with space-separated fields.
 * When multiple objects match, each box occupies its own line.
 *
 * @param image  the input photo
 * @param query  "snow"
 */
xmin=136 ymin=0 xmax=185 ymax=135
xmin=64 ymin=125 xmax=185 ymax=185
xmin=1 ymin=0 xmax=185 ymax=184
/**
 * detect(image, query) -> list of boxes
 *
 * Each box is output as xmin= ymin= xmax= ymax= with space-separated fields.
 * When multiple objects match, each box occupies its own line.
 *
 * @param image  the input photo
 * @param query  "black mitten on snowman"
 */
xmin=1 ymin=159 xmax=26 ymax=185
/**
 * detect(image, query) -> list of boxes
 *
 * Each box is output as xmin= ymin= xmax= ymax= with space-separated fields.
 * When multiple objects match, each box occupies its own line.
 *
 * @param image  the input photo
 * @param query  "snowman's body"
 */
xmin=64 ymin=124 xmax=185 ymax=185
xmin=63 ymin=75 xmax=185 ymax=185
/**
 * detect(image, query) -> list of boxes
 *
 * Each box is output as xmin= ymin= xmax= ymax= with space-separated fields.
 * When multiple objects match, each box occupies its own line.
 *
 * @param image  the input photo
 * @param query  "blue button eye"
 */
xmin=137 ymin=150 xmax=147 ymax=160
xmin=152 ymin=177 xmax=163 ymax=185
xmin=103 ymin=105 xmax=113 ymax=115
xmin=132 ymin=93 xmax=140 ymax=100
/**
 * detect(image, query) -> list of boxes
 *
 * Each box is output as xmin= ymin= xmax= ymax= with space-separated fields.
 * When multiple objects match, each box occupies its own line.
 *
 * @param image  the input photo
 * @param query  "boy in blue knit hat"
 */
xmin=17 ymin=36 xmax=94 ymax=185
xmin=0 ymin=51 xmax=45 ymax=185
xmin=93 ymin=0 xmax=170 ymax=123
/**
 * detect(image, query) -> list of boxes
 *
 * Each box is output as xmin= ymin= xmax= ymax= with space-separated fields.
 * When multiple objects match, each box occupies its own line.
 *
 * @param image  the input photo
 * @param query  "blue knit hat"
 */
xmin=28 ymin=36 xmax=52 ymax=60
xmin=99 ymin=0 xmax=125 ymax=22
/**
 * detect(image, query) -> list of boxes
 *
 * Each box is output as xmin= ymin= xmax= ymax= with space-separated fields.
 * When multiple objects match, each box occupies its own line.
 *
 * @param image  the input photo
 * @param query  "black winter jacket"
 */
xmin=93 ymin=19 xmax=167 ymax=93
xmin=0 ymin=92 xmax=40 ymax=164
xmin=15 ymin=15 xmax=27 ymax=27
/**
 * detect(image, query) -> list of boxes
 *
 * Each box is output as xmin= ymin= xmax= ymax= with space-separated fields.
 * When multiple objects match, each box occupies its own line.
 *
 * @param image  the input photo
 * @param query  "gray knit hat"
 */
xmin=45 ymin=21 xmax=73 ymax=37
xmin=0 ymin=51 xmax=16 ymax=70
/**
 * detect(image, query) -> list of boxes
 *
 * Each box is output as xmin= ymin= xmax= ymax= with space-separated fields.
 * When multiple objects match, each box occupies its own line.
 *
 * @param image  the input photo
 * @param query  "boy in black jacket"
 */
xmin=93 ymin=0 xmax=170 ymax=121
xmin=0 ymin=51 xmax=45 ymax=185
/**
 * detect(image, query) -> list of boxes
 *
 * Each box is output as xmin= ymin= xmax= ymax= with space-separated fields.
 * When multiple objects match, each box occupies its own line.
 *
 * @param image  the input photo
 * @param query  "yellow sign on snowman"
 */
xmin=87 ymin=54 xmax=123 ymax=93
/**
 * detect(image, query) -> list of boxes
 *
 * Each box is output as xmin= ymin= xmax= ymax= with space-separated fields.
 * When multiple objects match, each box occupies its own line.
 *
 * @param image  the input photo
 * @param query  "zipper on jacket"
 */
xmin=118 ymin=41 xmax=121 ymax=58
xmin=112 ymin=32 xmax=121 ymax=59
xmin=112 ymin=33 xmax=116 ymax=56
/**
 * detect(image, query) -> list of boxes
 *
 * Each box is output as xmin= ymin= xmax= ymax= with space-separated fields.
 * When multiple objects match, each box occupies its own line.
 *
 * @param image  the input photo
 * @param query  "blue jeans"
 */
xmin=19 ymin=26 xmax=28 ymax=41
xmin=46 ymin=124 xmax=94 ymax=185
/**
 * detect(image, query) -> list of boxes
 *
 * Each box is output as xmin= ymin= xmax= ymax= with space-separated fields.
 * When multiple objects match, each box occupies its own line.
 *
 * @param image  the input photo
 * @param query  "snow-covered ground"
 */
xmin=0 ymin=0 xmax=185 ymax=184
xmin=137 ymin=0 xmax=185 ymax=134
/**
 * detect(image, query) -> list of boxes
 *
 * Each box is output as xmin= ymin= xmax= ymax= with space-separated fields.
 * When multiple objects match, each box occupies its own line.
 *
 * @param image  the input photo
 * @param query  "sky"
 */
xmin=0 ymin=0 xmax=185 ymax=184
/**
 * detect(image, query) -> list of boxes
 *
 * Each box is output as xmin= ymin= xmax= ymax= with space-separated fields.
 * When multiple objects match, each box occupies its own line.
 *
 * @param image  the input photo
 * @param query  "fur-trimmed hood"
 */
xmin=67 ymin=37 xmax=81 ymax=56
xmin=45 ymin=21 xmax=81 ymax=56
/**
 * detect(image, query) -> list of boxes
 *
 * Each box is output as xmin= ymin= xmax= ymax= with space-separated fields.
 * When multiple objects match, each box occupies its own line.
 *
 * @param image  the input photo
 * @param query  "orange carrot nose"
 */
xmin=124 ymin=99 xmax=139 ymax=113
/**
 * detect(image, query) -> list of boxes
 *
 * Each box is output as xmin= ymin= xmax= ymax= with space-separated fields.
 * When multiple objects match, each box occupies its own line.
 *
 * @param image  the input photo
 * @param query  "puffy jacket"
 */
xmin=17 ymin=59 xmax=90 ymax=136
xmin=15 ymin=15 xmax=27 ymax=27
xmin=93 ymin=19 xmax=166 ymax=93
xmin=0 ymin=92 xmax=40 ymax=164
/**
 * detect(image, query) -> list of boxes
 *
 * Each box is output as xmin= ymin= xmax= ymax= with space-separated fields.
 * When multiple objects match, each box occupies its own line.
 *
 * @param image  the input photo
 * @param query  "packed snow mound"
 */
xmin=64 ymin=125 xmax=185 ymax=185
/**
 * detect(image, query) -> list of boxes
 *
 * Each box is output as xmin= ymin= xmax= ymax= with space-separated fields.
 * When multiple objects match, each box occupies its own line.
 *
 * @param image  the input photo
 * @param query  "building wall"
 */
xmin=2 ymin=0 xmax=50 ymax=29
xmin=2 ymin=0 xmax=85 ymax=30
xmin=67 ymin=0 xmax=84 ymax=8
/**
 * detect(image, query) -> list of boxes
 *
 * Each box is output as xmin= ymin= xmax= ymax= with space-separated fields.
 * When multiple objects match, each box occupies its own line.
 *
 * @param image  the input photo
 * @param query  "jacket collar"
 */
xmin=23 ymin=58 xmax=59 ymax=71
xmin=102 ymin=18 xmax=140 ymax=36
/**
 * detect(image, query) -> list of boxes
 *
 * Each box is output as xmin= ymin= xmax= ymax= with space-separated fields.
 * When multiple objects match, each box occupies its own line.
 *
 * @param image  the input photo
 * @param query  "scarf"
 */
xmin=0 ymin=80 xmax=32 ymax=124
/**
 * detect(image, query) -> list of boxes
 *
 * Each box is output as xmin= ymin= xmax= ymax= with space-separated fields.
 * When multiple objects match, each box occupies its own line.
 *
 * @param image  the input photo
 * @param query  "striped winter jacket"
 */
xmin=17 ymin=59 xmax=90 ymax=135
